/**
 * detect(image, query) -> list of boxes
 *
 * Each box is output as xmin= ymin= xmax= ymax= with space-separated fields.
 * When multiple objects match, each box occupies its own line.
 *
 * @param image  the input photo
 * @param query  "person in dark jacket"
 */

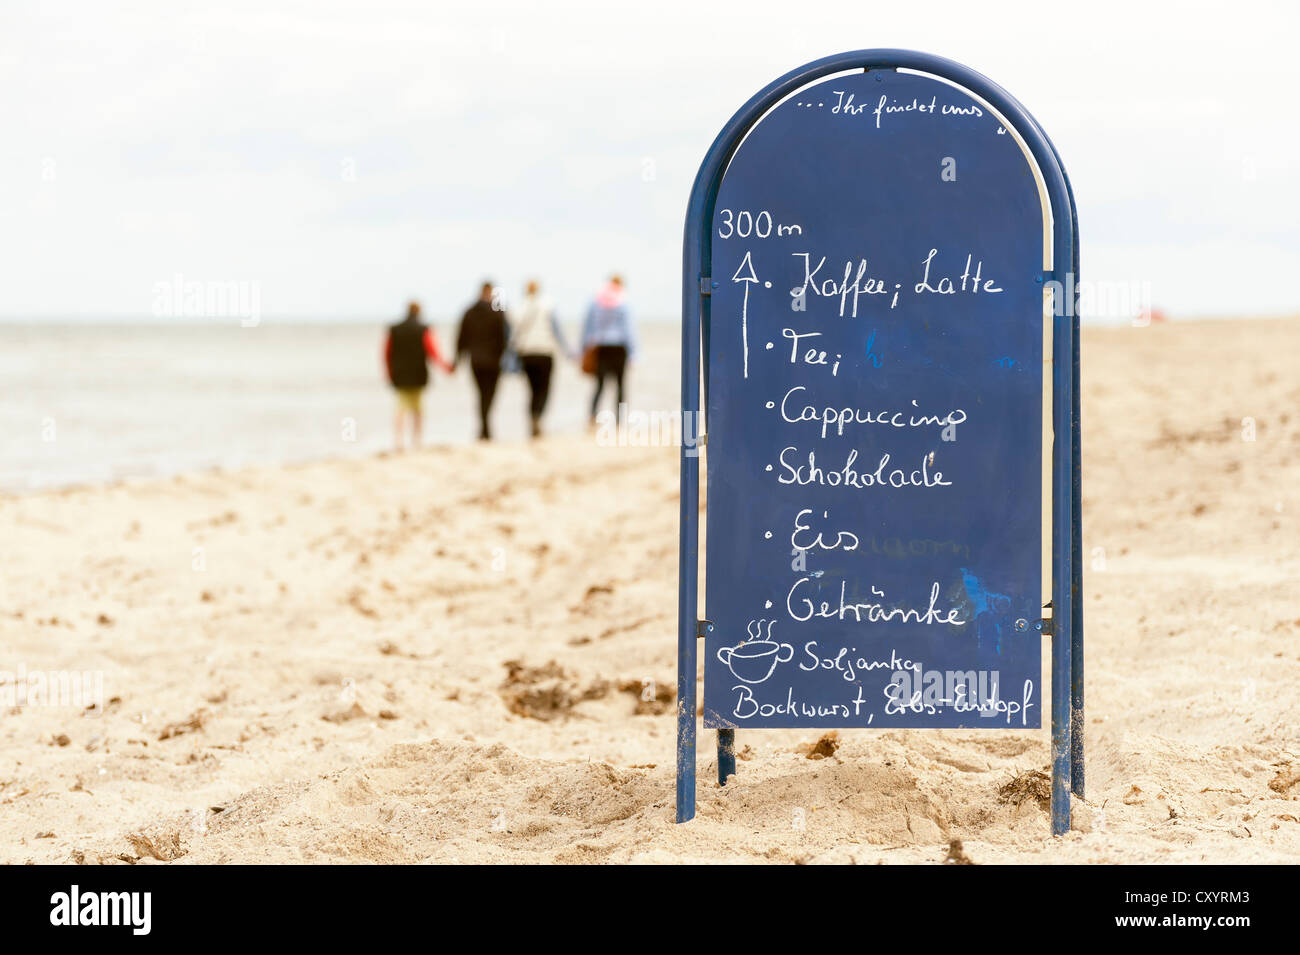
xmin=455 ymin=281 xmax=509 ymax=440
xmin=385 ymin=300 xmax=453 ymax=450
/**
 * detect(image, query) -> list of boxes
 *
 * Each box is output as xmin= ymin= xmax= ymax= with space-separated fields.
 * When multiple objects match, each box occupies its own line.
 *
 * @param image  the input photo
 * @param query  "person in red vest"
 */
xmin=384 ymin=300 xmax=453 ymax=450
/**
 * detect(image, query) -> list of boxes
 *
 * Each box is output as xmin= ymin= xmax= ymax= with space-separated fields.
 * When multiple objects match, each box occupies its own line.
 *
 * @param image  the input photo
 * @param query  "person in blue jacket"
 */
xmin=580 ymin=274 xmax=636 ymax=426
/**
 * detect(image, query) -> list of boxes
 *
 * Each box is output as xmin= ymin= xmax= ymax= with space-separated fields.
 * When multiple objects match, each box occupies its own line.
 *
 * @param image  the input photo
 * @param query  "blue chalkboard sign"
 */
xmin=676 ymin=51 xmax=1083 ymax=834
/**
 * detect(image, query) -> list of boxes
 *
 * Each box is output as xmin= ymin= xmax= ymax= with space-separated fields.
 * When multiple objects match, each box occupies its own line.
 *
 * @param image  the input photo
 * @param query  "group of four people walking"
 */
xmin=384 ymin=275 xmax=636 ymax=447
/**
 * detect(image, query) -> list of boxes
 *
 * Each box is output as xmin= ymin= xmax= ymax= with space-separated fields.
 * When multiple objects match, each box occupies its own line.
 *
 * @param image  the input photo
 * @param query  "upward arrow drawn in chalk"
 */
xmin=732 ymin=251 xmax=760 ymax=378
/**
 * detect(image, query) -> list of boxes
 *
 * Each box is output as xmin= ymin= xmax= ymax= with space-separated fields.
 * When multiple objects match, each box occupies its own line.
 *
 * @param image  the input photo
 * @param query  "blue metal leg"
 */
xmin=676 ymin=261 xmax=702 ymax=823
xmin=1050 ymin=256 xmax=1076 ymax=836
xmin=717 ymin=729 xmax=736 ymax=784
xmin=1050 ymin=628 xmax=1072 ymax=835
xmin=675 ymin=637 xmax=696 ymax=821
xmin=1069 ymin=251 xmax=1085 ymax=800
xmin=1051 ymin=343 xmax=1074 ymax=834
xmin=1070 ymin=419 xmax=1085 ymax=798
xmin=676 ymin=452 xmax=699 ymax=822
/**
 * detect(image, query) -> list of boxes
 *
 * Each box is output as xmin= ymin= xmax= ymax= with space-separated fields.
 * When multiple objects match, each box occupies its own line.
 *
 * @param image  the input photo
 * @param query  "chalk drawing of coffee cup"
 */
xmin=716 ymin=620 xmax=793 ymax=685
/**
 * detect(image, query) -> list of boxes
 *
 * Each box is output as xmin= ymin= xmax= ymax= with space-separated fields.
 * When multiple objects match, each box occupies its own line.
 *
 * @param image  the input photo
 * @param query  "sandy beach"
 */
xmin=2 ymin=316 xmax=1297 ymax=865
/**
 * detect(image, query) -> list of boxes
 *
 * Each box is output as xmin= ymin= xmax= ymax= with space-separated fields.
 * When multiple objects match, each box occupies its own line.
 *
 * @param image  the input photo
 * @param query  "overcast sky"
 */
xmin=2 ymin=0 xmax=1296 ymax=322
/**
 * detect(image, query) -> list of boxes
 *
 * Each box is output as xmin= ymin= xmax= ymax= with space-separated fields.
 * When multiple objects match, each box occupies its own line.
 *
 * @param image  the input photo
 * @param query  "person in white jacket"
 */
xmin=508 ymin=280 xmax=573 ymax=437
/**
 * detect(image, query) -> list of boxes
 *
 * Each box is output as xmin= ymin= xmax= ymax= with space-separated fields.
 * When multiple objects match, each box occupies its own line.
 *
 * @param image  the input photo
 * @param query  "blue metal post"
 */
xmin=1021 ymin=105 xmax=1079 ymax=833
xmin=1035 ymin=140 xmax=1084 ymax=801
xmin=1066 ymin=177 xmax=1085 ymax=800
xmin=676 ymin=255 xmax=702 ymax=825
xmin=717 ymin=728 xmax=736 ymax=784
xmin=1050 ymin=629 xmax=1072 ymax=834
xmin=1050 ymin=263 xmax=1075 ymax=836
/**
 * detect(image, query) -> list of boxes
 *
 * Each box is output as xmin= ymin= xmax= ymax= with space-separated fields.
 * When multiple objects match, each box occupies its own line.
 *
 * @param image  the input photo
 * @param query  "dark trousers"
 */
xmin=520 ymin=354 xmax=554 ymax=421
xmin=471 ymin=364 xmax=500 ymax=439
xmin=590 ymin=345 xmax=627 ymax=418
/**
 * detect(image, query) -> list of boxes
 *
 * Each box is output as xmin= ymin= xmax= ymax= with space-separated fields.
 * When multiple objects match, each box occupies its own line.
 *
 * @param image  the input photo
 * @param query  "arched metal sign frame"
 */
xmin=676 ymin=49 xmax=1083 ymax=835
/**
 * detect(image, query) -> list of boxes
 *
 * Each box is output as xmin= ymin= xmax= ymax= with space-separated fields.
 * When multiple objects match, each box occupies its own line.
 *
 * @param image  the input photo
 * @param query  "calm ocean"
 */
xmin=0 ymin=319 xmax=681 ymax=493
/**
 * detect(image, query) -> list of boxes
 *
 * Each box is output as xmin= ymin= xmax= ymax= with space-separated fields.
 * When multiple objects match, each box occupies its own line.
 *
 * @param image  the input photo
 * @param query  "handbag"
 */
xmin=581 ymin=346 xmax=598 ymax=376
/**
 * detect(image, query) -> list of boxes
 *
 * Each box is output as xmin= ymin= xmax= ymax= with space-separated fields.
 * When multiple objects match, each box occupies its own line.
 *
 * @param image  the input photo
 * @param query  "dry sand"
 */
xmin=2 ymin=317 xmax=1298 ymax=864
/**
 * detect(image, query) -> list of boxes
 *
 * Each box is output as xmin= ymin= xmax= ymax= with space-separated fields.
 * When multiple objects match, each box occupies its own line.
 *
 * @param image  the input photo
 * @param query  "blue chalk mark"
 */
xmin=865 ymin=329 xmax=881 ymax=368
xmin=960 ymin=568 xmax=1010 ymax=653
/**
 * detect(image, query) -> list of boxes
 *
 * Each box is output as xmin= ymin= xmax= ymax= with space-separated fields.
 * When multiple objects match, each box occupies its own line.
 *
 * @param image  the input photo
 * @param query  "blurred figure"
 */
xmin=1135 ymin=306 xmax=1168 ymax=327
xmin=509 ymin=279 xmax=571 ymax=438
xmin=581 ymin=274 xmax=636 ymax=426
xmin=384 ymin=301 xmax=453 ymax=450
xmin=456 ymin=281 xmax=509 ymax=440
